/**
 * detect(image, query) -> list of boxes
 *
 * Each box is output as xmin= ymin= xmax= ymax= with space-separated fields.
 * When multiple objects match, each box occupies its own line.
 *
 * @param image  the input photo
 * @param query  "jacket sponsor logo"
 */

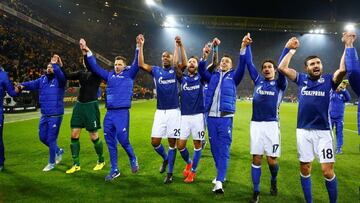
xmin=256 ymin=86 xmax=275 ymax=96
xmin=182 ymin=82 xmax=200 ymax=91
xmin=158 ymin=77 xmax=176 ymax=85
xmin=301 ymin=86 xmax=325 ymax=96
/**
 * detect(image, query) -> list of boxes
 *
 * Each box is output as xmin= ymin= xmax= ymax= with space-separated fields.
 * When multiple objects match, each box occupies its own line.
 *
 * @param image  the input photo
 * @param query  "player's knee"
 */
xmin=71 ymin=132 xmax=80 ymax=139
xmin=322 ymin=167 xmax=334 ymax=179
xmin=89 ymin=132 xmax=99 ymax=141
xmin=151 ymin=139 xmax=160 ymax=147
xmin=253 ymin=155 xmax=262 ymax=166
xmin=177 ymin=143 xmax=185 ymax=151
xmin=300 ymin=162 xmax=312 ymax=175
xmin=120 ymin=140 xmax=130 ymax=148
xmin=267 ymin=157 xmax=277 ymax=167
xmin=168 ymin=138 xmax=177 ymax=148
xmin=39 ymin=136 xmax=47 ymax=143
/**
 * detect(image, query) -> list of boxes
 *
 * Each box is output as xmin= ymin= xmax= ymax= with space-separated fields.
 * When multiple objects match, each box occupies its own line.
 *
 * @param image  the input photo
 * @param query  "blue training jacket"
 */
xmin=198 ymin=54 xmax=245 ymax=114
xmin=21 ymin=64 xmax=66 ymax=116
xmin=85 ymin=48 xmax=139 ymax=109
xmin=330 ymin=89 xmax=351 ymax=118
xmin=0 ymin=70 xmax=18 ymax=115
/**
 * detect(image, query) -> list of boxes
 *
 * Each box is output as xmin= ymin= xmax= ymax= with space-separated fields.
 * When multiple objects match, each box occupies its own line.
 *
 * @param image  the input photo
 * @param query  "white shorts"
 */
xmin=180 ymin=113 xmax=205 ymax=141
xmin=151 ymin=108 xmax=181 ymax=139
xmin=250 ymin=121 xmax=281 ymax=157
xmin=296 ymin=129 xmax=335 ymax=163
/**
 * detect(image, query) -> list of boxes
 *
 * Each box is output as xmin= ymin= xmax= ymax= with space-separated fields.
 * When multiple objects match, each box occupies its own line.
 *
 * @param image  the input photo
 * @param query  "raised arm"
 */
xmin=79 ymin=38 xmax=109 ymax=81
xmin=241 ymin=33 xmax=258 ymax=82
xmin=276 ymin=46 xmax=290 ymax=90
xmin=343 ymin=31 xmax=359 ymax=75
xmin=137 ymin=34 xmax=153 ymax=73
xmin=198 ymin=43 xmax=212 ymax=82
xmin=233 ymin=54 xmax=246 ymax=86
xmin=175 ymin=36 xmax=187 ymax=71
xmin=278 ymin=37 xmax=300 ymax=82
xmin=207 ymin=38 xmax=220 ymax=73
xmin=63 ymin=70 xmax=81 ymax=80
xmin=50 ymin=55 xmax=66 ymax=87
xmin=173 ymin=36 xmax=183 ymax=79
xmin=333 ymin=47 xmax=347 ymax=84
xmin=128 ymin=45 xmax=140 ymax=80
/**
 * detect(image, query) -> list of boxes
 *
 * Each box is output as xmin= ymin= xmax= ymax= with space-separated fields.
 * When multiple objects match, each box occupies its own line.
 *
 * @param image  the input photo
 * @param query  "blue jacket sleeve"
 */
xmin=128 ymin=48 xmax=140 ymax=79
xmin=245 ymin=45 xmax=259 ymax=82
xmin=277 ymin=48 xmax=290 ymax=90
xmin=21 ymin=78 xmax=41 ymax=91
xmin=52 ymin=64 xmax=66 ymax=87
xmin=345 ymin=47 xmax=359 ymax=74
xmin=85 ymin=55 xmax=109 ymax=81
xmin=198 ymin=60 xmax=212 ymax=83
xmin=343 ymin=90 xmax=351 ymax=102
xmin=233 ymin=52 xmax=246 ymax=86
xmin=3 ymin=74 xmax=17 ymax=97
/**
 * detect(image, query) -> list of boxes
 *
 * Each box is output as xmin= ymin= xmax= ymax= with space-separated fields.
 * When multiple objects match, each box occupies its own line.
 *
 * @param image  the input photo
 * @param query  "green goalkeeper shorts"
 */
xmin=71 ymin=100 xmax=101 ymax=132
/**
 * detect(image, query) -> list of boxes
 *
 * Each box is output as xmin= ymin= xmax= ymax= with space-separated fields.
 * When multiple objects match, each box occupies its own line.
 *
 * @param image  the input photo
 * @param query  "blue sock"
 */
xmin=191 ymin=148 xmax=202 ymax=172
xmin=269 ymin=163 xmax=279 ymax=182
xmin=179 ymin=147 xmax=191 ymax=164
xmin=300 ymin=174 xmax=312 ymax=203
xmin=325 ymin=175 xmax=338 ymax=203
xmin=251 ymin=164 xmax=261 ymax=192
xmin=167 ymin=147 xmax=176 ymax=173
xmin=154 ymin=144 xmax=168 ymax=161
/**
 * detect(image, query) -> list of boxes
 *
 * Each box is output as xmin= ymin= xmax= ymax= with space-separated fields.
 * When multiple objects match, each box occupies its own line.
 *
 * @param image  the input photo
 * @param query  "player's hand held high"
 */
xmin=202 ymin=42 xmax=212 ymax=60
xmin=342 ymin=31 xmax=356 ymax=48
xmin=241 ymin=33 xmax=252 ymax=49
xmin=79 ymin=38 xmax=90 ymax=55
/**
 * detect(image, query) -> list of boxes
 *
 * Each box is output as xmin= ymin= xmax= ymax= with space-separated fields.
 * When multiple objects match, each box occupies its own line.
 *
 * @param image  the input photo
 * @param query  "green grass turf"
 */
xmin=0 ymin=100 xmax=359 ymax=202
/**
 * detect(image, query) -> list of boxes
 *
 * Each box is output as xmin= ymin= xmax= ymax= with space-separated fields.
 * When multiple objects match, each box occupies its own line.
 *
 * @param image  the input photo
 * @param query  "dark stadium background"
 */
xmin=1 ymin=0 xmax=359 ymax=105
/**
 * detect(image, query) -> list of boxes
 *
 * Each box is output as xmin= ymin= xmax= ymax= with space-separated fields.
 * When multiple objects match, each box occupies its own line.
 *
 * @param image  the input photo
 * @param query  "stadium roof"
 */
xmin=16 ymin=0 xmax=360 ymax=34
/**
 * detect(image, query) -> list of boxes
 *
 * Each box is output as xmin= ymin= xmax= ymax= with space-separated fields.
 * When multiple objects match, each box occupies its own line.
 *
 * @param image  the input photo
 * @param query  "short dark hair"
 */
xmin=114 ymin=56 xmax=127 ymax=64
xmin=261 ymin=59 xmax=277 ymax=70
xmin=304 ymin=55 xmax=320 ymax=66
xmin=189 ymin=56 xmax=199 ymax=63
xmin=222 ymin=54 xmax=232 ymax=61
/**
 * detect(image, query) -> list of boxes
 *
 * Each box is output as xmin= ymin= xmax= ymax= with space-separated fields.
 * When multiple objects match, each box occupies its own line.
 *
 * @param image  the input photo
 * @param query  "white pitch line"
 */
xmin=4 ymin=110 xmax=73 ymax=124
xmin=3 ymin=100 xmax=151 ymax=124
xmin=344 ymin=128 xmax=359 ymax=134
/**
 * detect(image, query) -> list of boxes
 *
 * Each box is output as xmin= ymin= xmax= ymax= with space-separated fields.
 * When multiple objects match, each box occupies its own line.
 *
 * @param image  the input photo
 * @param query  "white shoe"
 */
xmin=212 ymin=177 xmax=226 ymax=184
xmin=212 ymin=181 xmax=224 ymax=194
xmin=43 ymin=163 xmax=55 ymax=172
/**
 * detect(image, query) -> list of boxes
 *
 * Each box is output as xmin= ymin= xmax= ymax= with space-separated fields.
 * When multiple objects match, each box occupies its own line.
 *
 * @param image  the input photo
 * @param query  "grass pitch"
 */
xmin=0 ymin=100 xmax=359 ymax=202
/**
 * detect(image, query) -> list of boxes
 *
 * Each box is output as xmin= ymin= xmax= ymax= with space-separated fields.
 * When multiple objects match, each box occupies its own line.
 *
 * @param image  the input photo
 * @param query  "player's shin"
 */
xmin=300 ymin=173 xmax=312 ymax=203
xmin=325 ymin=174 xmax=338 ymax=203
xmin=70 ymin=138 xmax=80 ymax=166
xmin=92 ymin=137 xmax=104 ymax=163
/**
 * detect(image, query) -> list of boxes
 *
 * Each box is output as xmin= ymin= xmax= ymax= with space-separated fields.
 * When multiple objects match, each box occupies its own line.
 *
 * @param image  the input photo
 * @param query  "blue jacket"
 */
xmin=198 ymin=54 xmax=245 ymax=114
xmin=21 ymin=64 xmax=66 ymax=116
xmin=0 ymin=70 xmax=18 ymax=115
xmin=86 ymin=49 xmax=139 ymax=109
xmin=330 ymin=89 xmax=351 ymax=118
